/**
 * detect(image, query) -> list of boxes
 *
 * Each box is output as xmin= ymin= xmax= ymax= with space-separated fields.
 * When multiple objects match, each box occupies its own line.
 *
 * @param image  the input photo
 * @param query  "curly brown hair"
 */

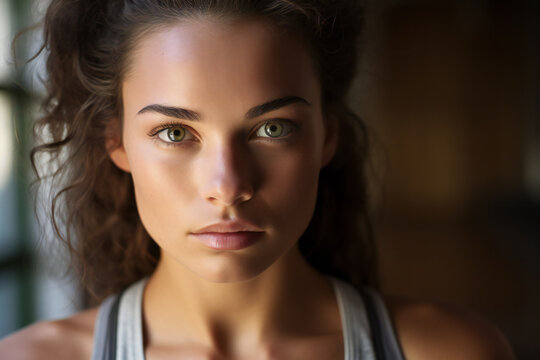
xmin=30 ymin=0 xmax=377 ymax=303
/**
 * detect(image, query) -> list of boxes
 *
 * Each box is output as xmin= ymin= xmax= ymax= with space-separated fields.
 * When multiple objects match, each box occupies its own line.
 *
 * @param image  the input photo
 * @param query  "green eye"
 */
xmin=168 ymin=127 xmax=185 ymax=141
xmin=157 ymin=126 xmax=191 ymax=143
xmin=256 ymin=120 xmax=292 ymax=139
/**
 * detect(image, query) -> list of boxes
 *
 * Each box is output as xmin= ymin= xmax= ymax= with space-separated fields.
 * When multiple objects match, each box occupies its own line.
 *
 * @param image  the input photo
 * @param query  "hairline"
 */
xmin=116 ymin=13 xmax=323 ymax=125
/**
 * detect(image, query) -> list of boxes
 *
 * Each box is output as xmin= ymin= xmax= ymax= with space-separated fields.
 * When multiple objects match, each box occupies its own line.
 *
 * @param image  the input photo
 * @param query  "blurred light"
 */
xmin=22 ymin=0 xmax=50 ymax=95
xmin=525 ymin=123 xmax=540 ymax=199
xmin=0 ymin=95 xmax=13 ymax=188
xmin=0 ymin=0 xmax=12 ymax=81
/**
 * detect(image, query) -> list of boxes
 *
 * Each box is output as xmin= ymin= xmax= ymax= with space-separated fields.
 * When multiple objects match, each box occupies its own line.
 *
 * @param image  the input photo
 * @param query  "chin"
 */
xmin=189 ymin=254 xmax=277 ymax=284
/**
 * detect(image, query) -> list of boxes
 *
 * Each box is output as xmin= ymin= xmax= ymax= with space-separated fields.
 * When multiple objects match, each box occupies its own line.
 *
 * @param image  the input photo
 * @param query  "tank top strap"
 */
xmin=329 ymin=276 xmax=376 ymax=359
xmin=91 ymin=293 xmax=121 ymax=360
xmin=360 ymin=287 xmax=406 ymax=360
xmin=91 ymin=278 xmax=148 ymax=360
xmin=328 ymin=276 xmax=406 ymax=360
xmin=116 ymin=277 xmax=147 ymax=360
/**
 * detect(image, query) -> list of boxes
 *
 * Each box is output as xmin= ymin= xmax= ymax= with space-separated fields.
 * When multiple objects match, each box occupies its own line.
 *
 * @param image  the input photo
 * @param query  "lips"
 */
xmin=192 ymin=220 xmax=264 ymax=234
xmin=190 ymin=220 xmax=264 ymax=250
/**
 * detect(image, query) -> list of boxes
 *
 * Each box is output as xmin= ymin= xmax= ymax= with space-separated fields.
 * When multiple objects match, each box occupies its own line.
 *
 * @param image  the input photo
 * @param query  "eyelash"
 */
xmin=148 ymin=119 xmax=298 ymax=148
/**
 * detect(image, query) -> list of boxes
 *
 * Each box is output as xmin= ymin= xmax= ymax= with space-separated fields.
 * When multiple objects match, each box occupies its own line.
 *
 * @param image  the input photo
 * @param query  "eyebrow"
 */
xmin=137 ymin=95 xmax=311 ymax=121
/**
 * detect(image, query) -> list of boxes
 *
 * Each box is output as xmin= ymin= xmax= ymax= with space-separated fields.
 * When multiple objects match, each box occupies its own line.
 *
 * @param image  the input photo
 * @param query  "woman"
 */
xmin=1 ymin=0 xmax=514 ymax=359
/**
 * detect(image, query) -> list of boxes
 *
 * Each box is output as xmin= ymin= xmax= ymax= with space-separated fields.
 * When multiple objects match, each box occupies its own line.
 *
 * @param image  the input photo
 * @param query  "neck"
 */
xmin=143 ymin=246 xmax=338 ymax=355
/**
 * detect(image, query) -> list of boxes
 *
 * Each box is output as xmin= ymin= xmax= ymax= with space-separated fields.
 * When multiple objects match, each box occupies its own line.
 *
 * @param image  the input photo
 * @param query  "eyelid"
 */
xmin=148 ymin=121 xmax=190 ymax=136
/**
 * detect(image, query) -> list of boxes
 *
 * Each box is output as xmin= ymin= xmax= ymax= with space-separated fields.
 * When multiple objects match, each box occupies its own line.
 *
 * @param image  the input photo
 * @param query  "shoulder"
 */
xmin=382 ymin=295 xmax=516 ymax=360
xmin=0 ymin=307 xmax=98 ymax=360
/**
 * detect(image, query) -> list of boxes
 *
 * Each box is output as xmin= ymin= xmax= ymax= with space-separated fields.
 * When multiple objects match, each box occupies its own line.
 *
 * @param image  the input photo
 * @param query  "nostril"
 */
xmin=202 ymin=174 xmax=254 ymax=206
xmin=234 ymin=190 xmax=253 ymax=204
xmin=205 ymin=187 xmax=253 ymax=207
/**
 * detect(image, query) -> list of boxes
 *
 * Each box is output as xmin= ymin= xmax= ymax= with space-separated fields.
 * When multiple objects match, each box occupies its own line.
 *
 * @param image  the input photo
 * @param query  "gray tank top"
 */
xmin=91 ymin=277 xmax=405 ymax=360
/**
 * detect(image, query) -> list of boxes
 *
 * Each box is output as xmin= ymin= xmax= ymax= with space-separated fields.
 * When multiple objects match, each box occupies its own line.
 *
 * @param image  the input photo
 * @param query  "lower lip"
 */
xmin=191 ymin=232 xmax=263 ymax=250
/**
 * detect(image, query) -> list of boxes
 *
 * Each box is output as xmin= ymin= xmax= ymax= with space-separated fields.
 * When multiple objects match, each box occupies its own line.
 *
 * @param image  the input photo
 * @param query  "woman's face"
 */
xmin=110 ymin=17 xmax=336 ymax=282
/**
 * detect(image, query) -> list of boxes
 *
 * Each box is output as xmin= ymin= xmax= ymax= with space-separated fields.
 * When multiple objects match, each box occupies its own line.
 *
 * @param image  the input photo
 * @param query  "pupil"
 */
xmin=169 ymin=128 xmax=184 ymax=141
xmin=265 ymin=122 xmax=282 ymax=137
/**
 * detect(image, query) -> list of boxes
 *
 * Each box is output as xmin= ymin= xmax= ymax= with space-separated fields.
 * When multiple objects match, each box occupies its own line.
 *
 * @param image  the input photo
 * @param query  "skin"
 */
xmin=113 ymin=17 xmax=341 ymax=358
xmin=0 ymin=17 xmax=516 ymax=360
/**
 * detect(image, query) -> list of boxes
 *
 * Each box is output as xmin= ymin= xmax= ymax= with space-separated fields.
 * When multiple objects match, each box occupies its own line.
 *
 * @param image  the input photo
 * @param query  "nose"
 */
xmin=198 ymin=141 xmax=255 ymax=207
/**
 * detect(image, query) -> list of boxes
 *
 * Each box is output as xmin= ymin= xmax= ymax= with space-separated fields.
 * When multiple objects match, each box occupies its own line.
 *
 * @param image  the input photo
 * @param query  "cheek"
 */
xmin=124 ymin=139 xmax=196 ymax=238
xmin=258 ymin=143 xmax=321 ymax=236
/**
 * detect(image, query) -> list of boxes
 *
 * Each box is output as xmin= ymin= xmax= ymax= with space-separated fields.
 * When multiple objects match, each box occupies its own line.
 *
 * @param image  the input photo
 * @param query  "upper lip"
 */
xmin=191 ymin=220 xmax=264 ymax=234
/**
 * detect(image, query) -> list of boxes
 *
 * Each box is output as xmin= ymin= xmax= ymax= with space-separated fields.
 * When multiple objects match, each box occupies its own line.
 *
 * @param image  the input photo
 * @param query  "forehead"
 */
xmin=122 ymin=17 xmax=321 ymax=118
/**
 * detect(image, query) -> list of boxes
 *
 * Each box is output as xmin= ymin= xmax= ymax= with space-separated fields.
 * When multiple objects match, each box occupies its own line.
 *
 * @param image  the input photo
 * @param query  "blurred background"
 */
xmin=0 ymin=0 xmax=85 ymax=343
xmin=0 ymin=0 xmax=538 ymax=358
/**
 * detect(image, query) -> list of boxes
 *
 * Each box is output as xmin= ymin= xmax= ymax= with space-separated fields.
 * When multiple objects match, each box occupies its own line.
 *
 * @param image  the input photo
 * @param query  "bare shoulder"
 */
xmin=0 ymin=307 xmax=98 ymax=360
xmin=382 ymin=295 xmax=516 ymax=360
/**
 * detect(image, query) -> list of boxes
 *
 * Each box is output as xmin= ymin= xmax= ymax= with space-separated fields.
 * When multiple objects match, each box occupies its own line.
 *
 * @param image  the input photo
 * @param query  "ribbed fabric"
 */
xmin=91 ymin=276 xmax=405 ymax=360
xmin=363 ymin=287 xmax=406 ymax=360
xmin=330 ymin=277 xmax=376 ymax=360
xmin=90 ymin=295 xmax=118 ymax=360
xmin=115 ymin=279 xmax=146 ymax=360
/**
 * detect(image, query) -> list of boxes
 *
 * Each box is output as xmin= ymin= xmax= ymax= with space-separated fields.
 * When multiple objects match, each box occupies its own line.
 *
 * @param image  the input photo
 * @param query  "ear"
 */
xmin=321 ymin=110 xmax=339 ymax=168
xmin=105 ymin=119 xmax=131 ymax=173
